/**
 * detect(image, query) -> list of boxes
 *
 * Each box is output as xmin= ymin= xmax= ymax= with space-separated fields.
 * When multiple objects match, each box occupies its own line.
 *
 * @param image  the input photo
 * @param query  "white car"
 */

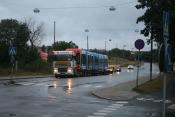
xmin=128 ymin=65 xmax=134 ymax=69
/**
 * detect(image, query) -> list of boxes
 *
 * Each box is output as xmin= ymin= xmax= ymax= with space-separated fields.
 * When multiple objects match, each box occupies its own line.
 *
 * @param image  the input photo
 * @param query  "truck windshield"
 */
xmin=54 ymin=54 xmax=73 ymax=61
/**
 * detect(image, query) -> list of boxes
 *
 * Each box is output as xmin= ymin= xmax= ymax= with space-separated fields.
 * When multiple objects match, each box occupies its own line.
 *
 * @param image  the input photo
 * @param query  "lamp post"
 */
xmin=33 ymin=8 xmax=56 ymax=49
xmin=105 ymin=39 xmax=112 ymax=51
xmin=85 ymin=29 xmax=89 ymax=50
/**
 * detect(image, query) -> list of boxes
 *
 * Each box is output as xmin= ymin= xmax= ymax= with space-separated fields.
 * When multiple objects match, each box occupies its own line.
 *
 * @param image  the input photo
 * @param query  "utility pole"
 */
xmin=87 ymin=35 xmax=89 ymax=50
xmin=53 ymin=21 xmax=56 ymax=49
xmin=85 ymin=29 xmax=89 ymax=50
xmin=150 ymin=25 xmax=153 ymax=81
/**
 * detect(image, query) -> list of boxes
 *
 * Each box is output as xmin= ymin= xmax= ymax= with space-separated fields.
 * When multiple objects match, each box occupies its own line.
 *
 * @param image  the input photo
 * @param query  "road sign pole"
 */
xmin=162 ymin=72 xmax=166 ymax=117
xmin=134 ymin=39 xmax=145 ymax=88
xmin=136 ymin=50 xmax=140 ymax=88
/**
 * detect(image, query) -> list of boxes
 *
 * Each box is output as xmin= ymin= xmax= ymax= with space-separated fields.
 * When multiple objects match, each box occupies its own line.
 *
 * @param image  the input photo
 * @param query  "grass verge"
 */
xmin=0 ymin=68 xmax=51 ymax=77
xmin=133 ymin=74 xmax=171 ymax=93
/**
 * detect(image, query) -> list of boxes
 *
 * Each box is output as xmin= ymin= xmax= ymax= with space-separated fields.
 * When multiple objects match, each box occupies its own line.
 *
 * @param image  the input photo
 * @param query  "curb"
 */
xmin=0 ymin=75 xmax=54 ymax=81
xmin=91 ymin=91 xmax=120 ymax=101
xmin=91 ymin=90 xmax=139 ymax=101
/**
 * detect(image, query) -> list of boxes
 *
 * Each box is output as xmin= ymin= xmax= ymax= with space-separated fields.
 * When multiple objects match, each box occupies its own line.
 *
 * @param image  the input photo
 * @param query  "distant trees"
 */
xmin=0 ymin=19 xmax=30 ymax=67
xmin=0 ymin=18 xmax=47 ymax=72
xmin=51 ymin=41 xmax=78 ymax=51
xmin=108 ymin=48 xmax=133 ymax=60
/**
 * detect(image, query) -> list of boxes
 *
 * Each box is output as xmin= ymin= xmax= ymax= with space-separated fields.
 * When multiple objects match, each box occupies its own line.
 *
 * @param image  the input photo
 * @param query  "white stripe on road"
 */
xmin=87 ymin=101 xmax=126 ymax=117
xmin=98 ymin=110 xmax=112 ymax=113
xmin=18 ymin=82 xmax=35 ymax=85
xmin=116 ymin=101 xmax=128 ymax=104
xmin=83 ymin=85 xmax=92 ymax=88
xmin=93 ymin=112 xmax=107 ymax=116
xmin=107 ymin=105 xmax=121 ymax=109
xmin=87 ymin=115 xmax=104 ymax=117
xmin=103 ymin=108 xmax=116 ymax=111
xmin=33 ymin=83 xmax=48 ymax=86
xmin=95 ymin=85 xmax=103 ymax=88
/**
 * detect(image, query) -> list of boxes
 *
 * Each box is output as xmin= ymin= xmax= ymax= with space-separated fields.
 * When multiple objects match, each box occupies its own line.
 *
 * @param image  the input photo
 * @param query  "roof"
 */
xmin=66 ymin=48 xmax=81 ymax=54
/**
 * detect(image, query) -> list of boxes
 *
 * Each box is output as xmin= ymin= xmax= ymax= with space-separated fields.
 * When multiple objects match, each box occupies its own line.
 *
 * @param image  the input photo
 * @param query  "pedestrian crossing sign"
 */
xmin=9 ymin=47 xmax=17 ymax=55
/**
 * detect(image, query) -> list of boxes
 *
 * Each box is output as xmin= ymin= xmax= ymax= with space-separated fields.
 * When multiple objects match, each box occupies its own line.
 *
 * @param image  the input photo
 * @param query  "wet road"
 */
xmin=0 ymin=63 xmax=162 ymax=117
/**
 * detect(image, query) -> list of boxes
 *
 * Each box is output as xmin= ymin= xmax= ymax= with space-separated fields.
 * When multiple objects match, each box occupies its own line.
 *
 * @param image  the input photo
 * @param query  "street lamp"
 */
xmin=105 ymin=39 xmax=112 ymax=51
xmin=33 ymin=8 xmax=56 ymax=49
xmin=109 ymin=6 xmax=116 ymax=11
xmin=85 ymin=29 xmax=89 ymax=50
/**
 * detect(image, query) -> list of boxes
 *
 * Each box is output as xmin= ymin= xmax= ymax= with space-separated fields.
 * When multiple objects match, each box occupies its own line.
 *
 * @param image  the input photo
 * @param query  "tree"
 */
xmin=136 ymin=0 xmax=175 ymax=46
xmin=52 ymin=41 xmax=78 ymax=51
xmin=0 ymin=19 xmax=30 ymax=67
xmin=25 ymin=18 xmax=45 ymax=49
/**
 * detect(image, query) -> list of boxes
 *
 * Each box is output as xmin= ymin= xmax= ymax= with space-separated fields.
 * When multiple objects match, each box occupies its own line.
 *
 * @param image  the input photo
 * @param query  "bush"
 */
xmin=23 ymin=59 xmax=52 ymax=73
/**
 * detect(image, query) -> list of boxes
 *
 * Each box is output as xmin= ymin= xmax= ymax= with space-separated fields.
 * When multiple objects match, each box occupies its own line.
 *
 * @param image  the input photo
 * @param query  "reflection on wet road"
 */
xmin=0 ymin=63 xmax=161 ymax=117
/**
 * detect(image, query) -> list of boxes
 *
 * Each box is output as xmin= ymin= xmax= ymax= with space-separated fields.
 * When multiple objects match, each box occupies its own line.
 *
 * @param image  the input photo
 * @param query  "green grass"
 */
xmin=133 ymin=75 xmax=171 ymax=93
xmin=0 ymin=68 xmax=51 ymax=77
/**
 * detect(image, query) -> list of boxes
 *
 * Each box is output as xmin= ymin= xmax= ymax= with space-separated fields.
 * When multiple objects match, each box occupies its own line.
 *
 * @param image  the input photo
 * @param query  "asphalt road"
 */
xmin=0 ymin=63 xmax=162 ymax=117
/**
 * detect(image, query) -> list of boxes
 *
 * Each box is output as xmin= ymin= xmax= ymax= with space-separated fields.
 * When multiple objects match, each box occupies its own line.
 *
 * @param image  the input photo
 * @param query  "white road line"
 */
xmin=87 ymin=115 xmax=104 ymax=117
xmin=93 ymin=112 xmax=107 ymax=116
xmin=19 ymin=83 xmax=36 ymax=85
xmin=83 ymin=85 xmax=91 ymax=88
xmin=104 ymin=108 xmax=116 ymax=111
xmin=112 ymin=104 xmax=124 ymax=106
xmin=95 ymin=85 xmax=103 ymax=88
xmin=116 ymin=101 xmax=128 ymax=104
xmin=98 ymin=110 xmax=112 ymax=113
xmin=107 ymin=106 xmax=121 ymax=109
xmin=33 ymin=83 xmax=47 ymax=86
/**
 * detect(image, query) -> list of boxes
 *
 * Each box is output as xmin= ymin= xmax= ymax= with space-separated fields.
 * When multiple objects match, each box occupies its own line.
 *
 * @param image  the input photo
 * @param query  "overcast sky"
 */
xmin=0 ymin=0 xmax=154 ymax=51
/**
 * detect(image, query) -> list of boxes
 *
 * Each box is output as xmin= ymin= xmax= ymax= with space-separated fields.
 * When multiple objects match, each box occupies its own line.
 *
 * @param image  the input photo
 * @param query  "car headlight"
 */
xmin=67 ymin=68 xmax=73 ymax=73
xmin=54 ymin=68 xmax=58 ymax=73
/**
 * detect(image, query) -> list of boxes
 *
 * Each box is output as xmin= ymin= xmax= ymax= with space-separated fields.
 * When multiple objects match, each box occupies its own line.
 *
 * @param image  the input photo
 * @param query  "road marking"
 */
xmin=110 ymin=104 xmax=123 ymax=107
xmin=98 ymin=110 xmax=112 ymax=113
xmin=107 ymin=105 xmax=121 ymax=109
xmin=116 ymin=101 xmax=128 ymax=104
xmin=95 ymin=85 xmax=103 ymax=88
xmin=103 ymin=108 xmax=116 ymax=111
xmin=87 ymin=115 xmax=104 ymax=117
xmin=83 ymin=85 xmax=91 ymax=88
xmin=18 ymin=82 xmax=35 ymax=85
xmin=87 ymin=101 xmax=126 ymax=117
xmin=33 ymin=83 xmax=48 ymax=86
xmin=93 ymin=112 xmax=107 ymax=116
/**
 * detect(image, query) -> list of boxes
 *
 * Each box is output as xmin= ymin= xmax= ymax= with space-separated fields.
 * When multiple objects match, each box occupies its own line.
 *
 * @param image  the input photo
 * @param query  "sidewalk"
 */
xmin=92 ymin=75 xmax=154 ymax=101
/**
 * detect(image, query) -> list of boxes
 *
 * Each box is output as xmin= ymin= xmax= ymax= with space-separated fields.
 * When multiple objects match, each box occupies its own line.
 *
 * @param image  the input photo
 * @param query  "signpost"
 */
xmin=162 ymin=11 xmax=173 ymax=117
xmin=135 ymin=39 xmax=145 ymax=88
xmin=8 ymin=46 xmax=17 ymax=84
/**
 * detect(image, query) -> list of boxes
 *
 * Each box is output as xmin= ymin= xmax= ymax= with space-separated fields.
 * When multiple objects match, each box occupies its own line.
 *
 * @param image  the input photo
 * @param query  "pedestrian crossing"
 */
xmin=87 ymin=101 xmax=128 ymax=117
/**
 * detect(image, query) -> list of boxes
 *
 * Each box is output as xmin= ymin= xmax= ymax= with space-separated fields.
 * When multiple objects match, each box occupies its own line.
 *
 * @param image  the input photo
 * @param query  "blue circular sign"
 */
xmin=135 ymin=39 xmax=145 ymax=50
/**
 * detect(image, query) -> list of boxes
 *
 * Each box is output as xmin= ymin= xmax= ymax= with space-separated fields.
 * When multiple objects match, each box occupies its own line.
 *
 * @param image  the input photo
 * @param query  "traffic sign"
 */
xmin=164 ymin=44 xmax=173 ymax=72
xmin=9 ymin=47 xmax=17 ymax=55
xmin=135 ymin=39 xmax=145 ymax=50
xmin=163 ymin=11 xmax=169 ymax=38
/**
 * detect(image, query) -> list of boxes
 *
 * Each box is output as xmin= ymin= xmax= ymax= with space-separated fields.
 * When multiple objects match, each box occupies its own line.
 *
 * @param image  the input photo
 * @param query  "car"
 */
xmin=116 ymin=67 xmax=121 ymax=72
xmin=115 ymin=65 xmax=121 ymax=72
xmin=107 ymin=66 xmax=114 ymax=74
xmin=128 ymin=65 xmax=134 ymax=69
